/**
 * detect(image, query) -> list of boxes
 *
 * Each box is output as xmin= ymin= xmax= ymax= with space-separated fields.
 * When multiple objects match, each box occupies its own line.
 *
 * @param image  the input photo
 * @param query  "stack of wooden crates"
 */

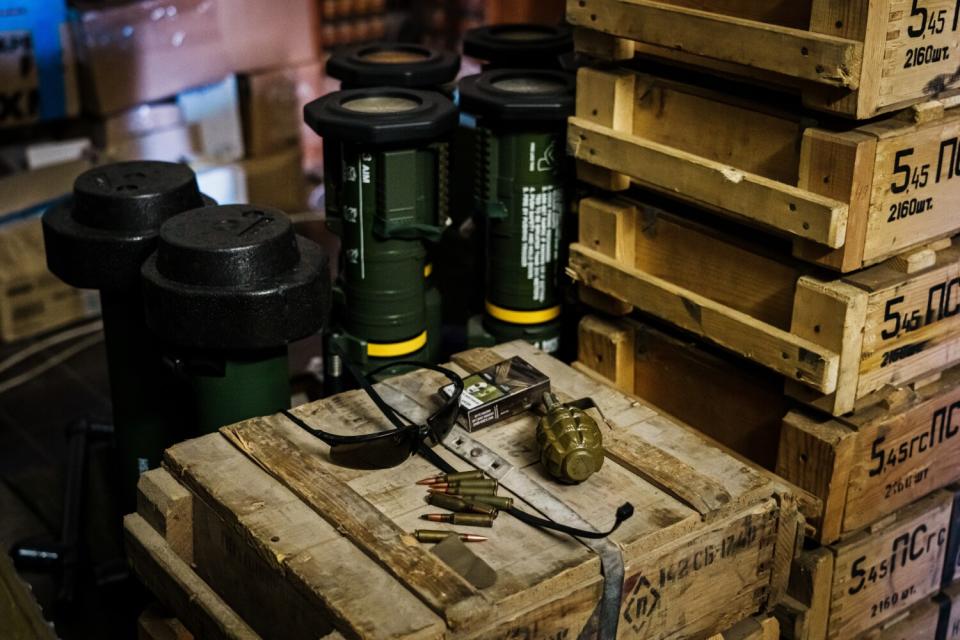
xmin=567 ymin=1 xmax=960 ymax=638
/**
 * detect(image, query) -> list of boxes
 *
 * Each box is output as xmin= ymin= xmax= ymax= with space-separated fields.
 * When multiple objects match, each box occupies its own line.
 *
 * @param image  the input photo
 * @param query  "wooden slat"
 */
xmin=603 ymin=429 xmax=734 ymax=516
xmin=777 ymin=411 xmax=856 ymax=545
xmin=220 ymin=419 xmax=489 ymax=631
xmin=162 ymin=434 xmax=445 ymax=640
xmin=137 ymin=469 xmax=193 ymax=565
xmin=569 ymin=117 xmax=848 ymax=247
xmin=124 ymin=515 xmax=259 ymax=640
xmin=827 ymin=490 xmax=954 ymax=638
xmin=0 ymin=553 xmax=56 ymax=640
xmin=566 ymin=0 xmax=863 ymax=87
xmin=568 ymin=242 xmax=840 ymax=393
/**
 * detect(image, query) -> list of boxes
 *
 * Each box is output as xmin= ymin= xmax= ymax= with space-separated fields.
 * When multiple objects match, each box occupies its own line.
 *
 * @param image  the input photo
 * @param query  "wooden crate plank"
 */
xmin=568 ymin=242 xmax=840 ymax=393
xmin=777 ymin=412 xmax=857 ymax=544
xmin=793 ymin=129 xmax=877 ymax=272
xmin=941 ymin=582 xmax=960 ymax=640
xmin=0 ymin=553 xmax=56 ymax=640
xmin=708 ymin=615 xmax=780 ymax=640
xmin=789 ymin=276 xmax=869 ymax=416
xmin=575 ymin=68 xmax=635 ymax=190
xmin=123 ymin=514 xmax=259 ymax=640
xmin=574 ymin=193 xmax=960 ymax=417
xmin=132 ymin=344 xmax=806 ymax=640
xmin=566 ymin=0 xmax=862 ymax=88
xmin=783 ymin=547 xmax=833 ymax=640
xmin=780 ymin=367 xmax=960 ymax=545
xmin=577 ymin=316 xmax=789 ymax=470
xmin=863 ymin=108 xmax=960 ymax=263
xmin=578 ymin=315 xmax=636 ymax=393
xmin=221 ymin=420 xmax=488 ymax=630
xmin=138 ymin=604 xmax=194 ymax=640
xmin=568 ymin=117 xmax=848 ymax=247
xmin=572 ymin=67 xmax=960 ymax=272
xmin=162 ymin=435 xmax=444 ymax=640
xmin=137 ymin=468 xmax=193 ymax=565
xmin=826 ymin=490 xmax=954 ymax=638
xmin=569 ymin=0 xmax=960 ymax=118
xmin=859 ymin=593 xmax=944 ymax=639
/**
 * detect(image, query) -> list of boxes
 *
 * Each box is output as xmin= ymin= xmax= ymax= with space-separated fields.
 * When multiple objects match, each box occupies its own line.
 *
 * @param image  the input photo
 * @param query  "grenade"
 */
xmin=537 ymin=393 xmax=604 ymax=484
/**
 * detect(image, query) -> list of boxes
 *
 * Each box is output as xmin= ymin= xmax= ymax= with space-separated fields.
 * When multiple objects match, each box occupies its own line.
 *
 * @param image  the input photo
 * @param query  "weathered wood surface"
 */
xmin=570 ymin=194 xmax=960 ymax=416
xmin=571 ymin=67 xmax=960 ymax=272
xmin=778 ymin=367 xmax=960 ymax=544
xmin=567 ymin=0 xmax=960 ymax=119
xmin=0 ymin=552 xmax=56 ymax=640
xmin=785 ymin=490 xmax=955 ymax=640
xmin=127 ymin=343 xmax=805 ymax=640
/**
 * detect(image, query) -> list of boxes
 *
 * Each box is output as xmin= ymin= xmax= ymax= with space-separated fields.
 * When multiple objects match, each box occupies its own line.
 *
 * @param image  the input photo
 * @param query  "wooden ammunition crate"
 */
xmin=569 ymin=195 xmax=960 ymax=416
xmin=567 ymin=0 xmax=960 ymax=119
xmin=782 ymin=489 xmax=958 ymax=640
xmin=858 ymin=588 xmax=950 ymax=640
xmin=125 ymin=342 xmax=808 ymax=640
xmin=0 ymin=218 xmax=100 ymax=343
xmin=779 ymin=366 xmax=960 ymax=543
xmin=570 ymin=67 xmax=960 ymax=272
xmin=576 ymin=315 xmax=788 ymax=471
xmin=707 ymin=616 xmax=778 ymax=640
xmin=943 ymin=582 xmax=960 ymax=640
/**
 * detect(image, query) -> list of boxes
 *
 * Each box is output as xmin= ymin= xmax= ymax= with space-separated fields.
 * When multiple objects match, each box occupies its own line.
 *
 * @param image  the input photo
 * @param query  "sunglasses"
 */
xmin=283 ymin=358 xmax=464 ymax=469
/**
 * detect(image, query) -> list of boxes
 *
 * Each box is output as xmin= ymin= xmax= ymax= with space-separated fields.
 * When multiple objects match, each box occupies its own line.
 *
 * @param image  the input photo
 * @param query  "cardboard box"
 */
xmin=239 ymin=60 xmax=325 ymax=161
xmin=239 ymin=147 xmax=306 ymax=212
xmin=194 ymin=162 xmax=247 ymax=206
xmin=94 ymin=101 xmax=189 ymax=160
xmin=103 ymin=124 xmax=198 ymax=163
xmin=0 ymin=1 xmax=79 ymax=127
xmin=177 ymin=75 xmax=243 ymax=162
xmin=94 ymin=75 xmax=243 ymax=163
xmin=0 ymin=218 xmax=100 ymax=343
xmin=0 ymin=159 xmax=93 ymax=226
xmin=73 ymin=0 xmax=319 ymax=115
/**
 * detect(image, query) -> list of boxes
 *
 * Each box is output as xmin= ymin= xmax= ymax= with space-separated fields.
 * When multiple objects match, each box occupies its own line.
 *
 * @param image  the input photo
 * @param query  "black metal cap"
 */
xmin=42 ymin=161 xmax=208 ymax=292
xmin=141 ymin=204 xmax=331 ymax=351
xmin=464 ymin=23 xmax=572 ymax=69
xmin=327 ymin=42 xmax=460 ymax=89
xmin=304 ymin=87 xmax=458 ymax=146
xmin=459 ymin=69 xmax=575 ymax=124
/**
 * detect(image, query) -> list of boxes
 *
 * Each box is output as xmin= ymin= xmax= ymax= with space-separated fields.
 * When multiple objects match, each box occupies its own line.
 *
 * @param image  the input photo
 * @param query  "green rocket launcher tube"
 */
xmin=42 ymin=161 xmax=210 ymax=510
xmin=459 ymin=69 xmax=575 ymax=352
xmin=304 ymin=88 xmax=457 ymax=371
xmin=141 ymin=204 xmax=330 ymax=435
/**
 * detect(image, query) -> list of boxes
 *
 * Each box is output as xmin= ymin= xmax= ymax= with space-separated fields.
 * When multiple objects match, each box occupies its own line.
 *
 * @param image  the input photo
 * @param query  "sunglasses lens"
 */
xmin=329 ymin=429 xmax=419 ymax=469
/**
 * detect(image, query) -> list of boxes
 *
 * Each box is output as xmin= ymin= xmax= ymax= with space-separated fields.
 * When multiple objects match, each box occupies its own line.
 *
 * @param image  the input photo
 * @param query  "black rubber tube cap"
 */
xmin=141 ymin=204 xmax=331 ymax=351
xmin=464 ymin=23 xmax=572 ymax=69
xmin=304 ymin=87 xmax=458 ymax=146
xmin=327 ymin=42 xmax=460 ymax=89
xmin=42 ymin=161 xmax=208 ymax=291
xmin=459 ymin=69 xmax=575 ymax=124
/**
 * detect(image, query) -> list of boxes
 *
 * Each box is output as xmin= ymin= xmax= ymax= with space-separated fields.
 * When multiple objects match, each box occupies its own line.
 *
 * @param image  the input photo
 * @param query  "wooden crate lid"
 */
xmin=162 ymin=341 xmax=800 ymax=637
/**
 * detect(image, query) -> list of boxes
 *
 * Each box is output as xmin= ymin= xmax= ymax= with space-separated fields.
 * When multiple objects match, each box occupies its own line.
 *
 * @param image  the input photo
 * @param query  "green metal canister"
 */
xmin=42 ymin=161 xmax=208 ymax=509
xmin=463 ymin=23 xmax=573 ymax=70
xmin=305 ymin=88 xmax=457 ymax=375
xmin=326 ymin=46 xmax=460 ymax=365
xmin=141 ymin=204 xmax=330 ymax=434
xmin=460 ymin=70 xmax=574 ymax=353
